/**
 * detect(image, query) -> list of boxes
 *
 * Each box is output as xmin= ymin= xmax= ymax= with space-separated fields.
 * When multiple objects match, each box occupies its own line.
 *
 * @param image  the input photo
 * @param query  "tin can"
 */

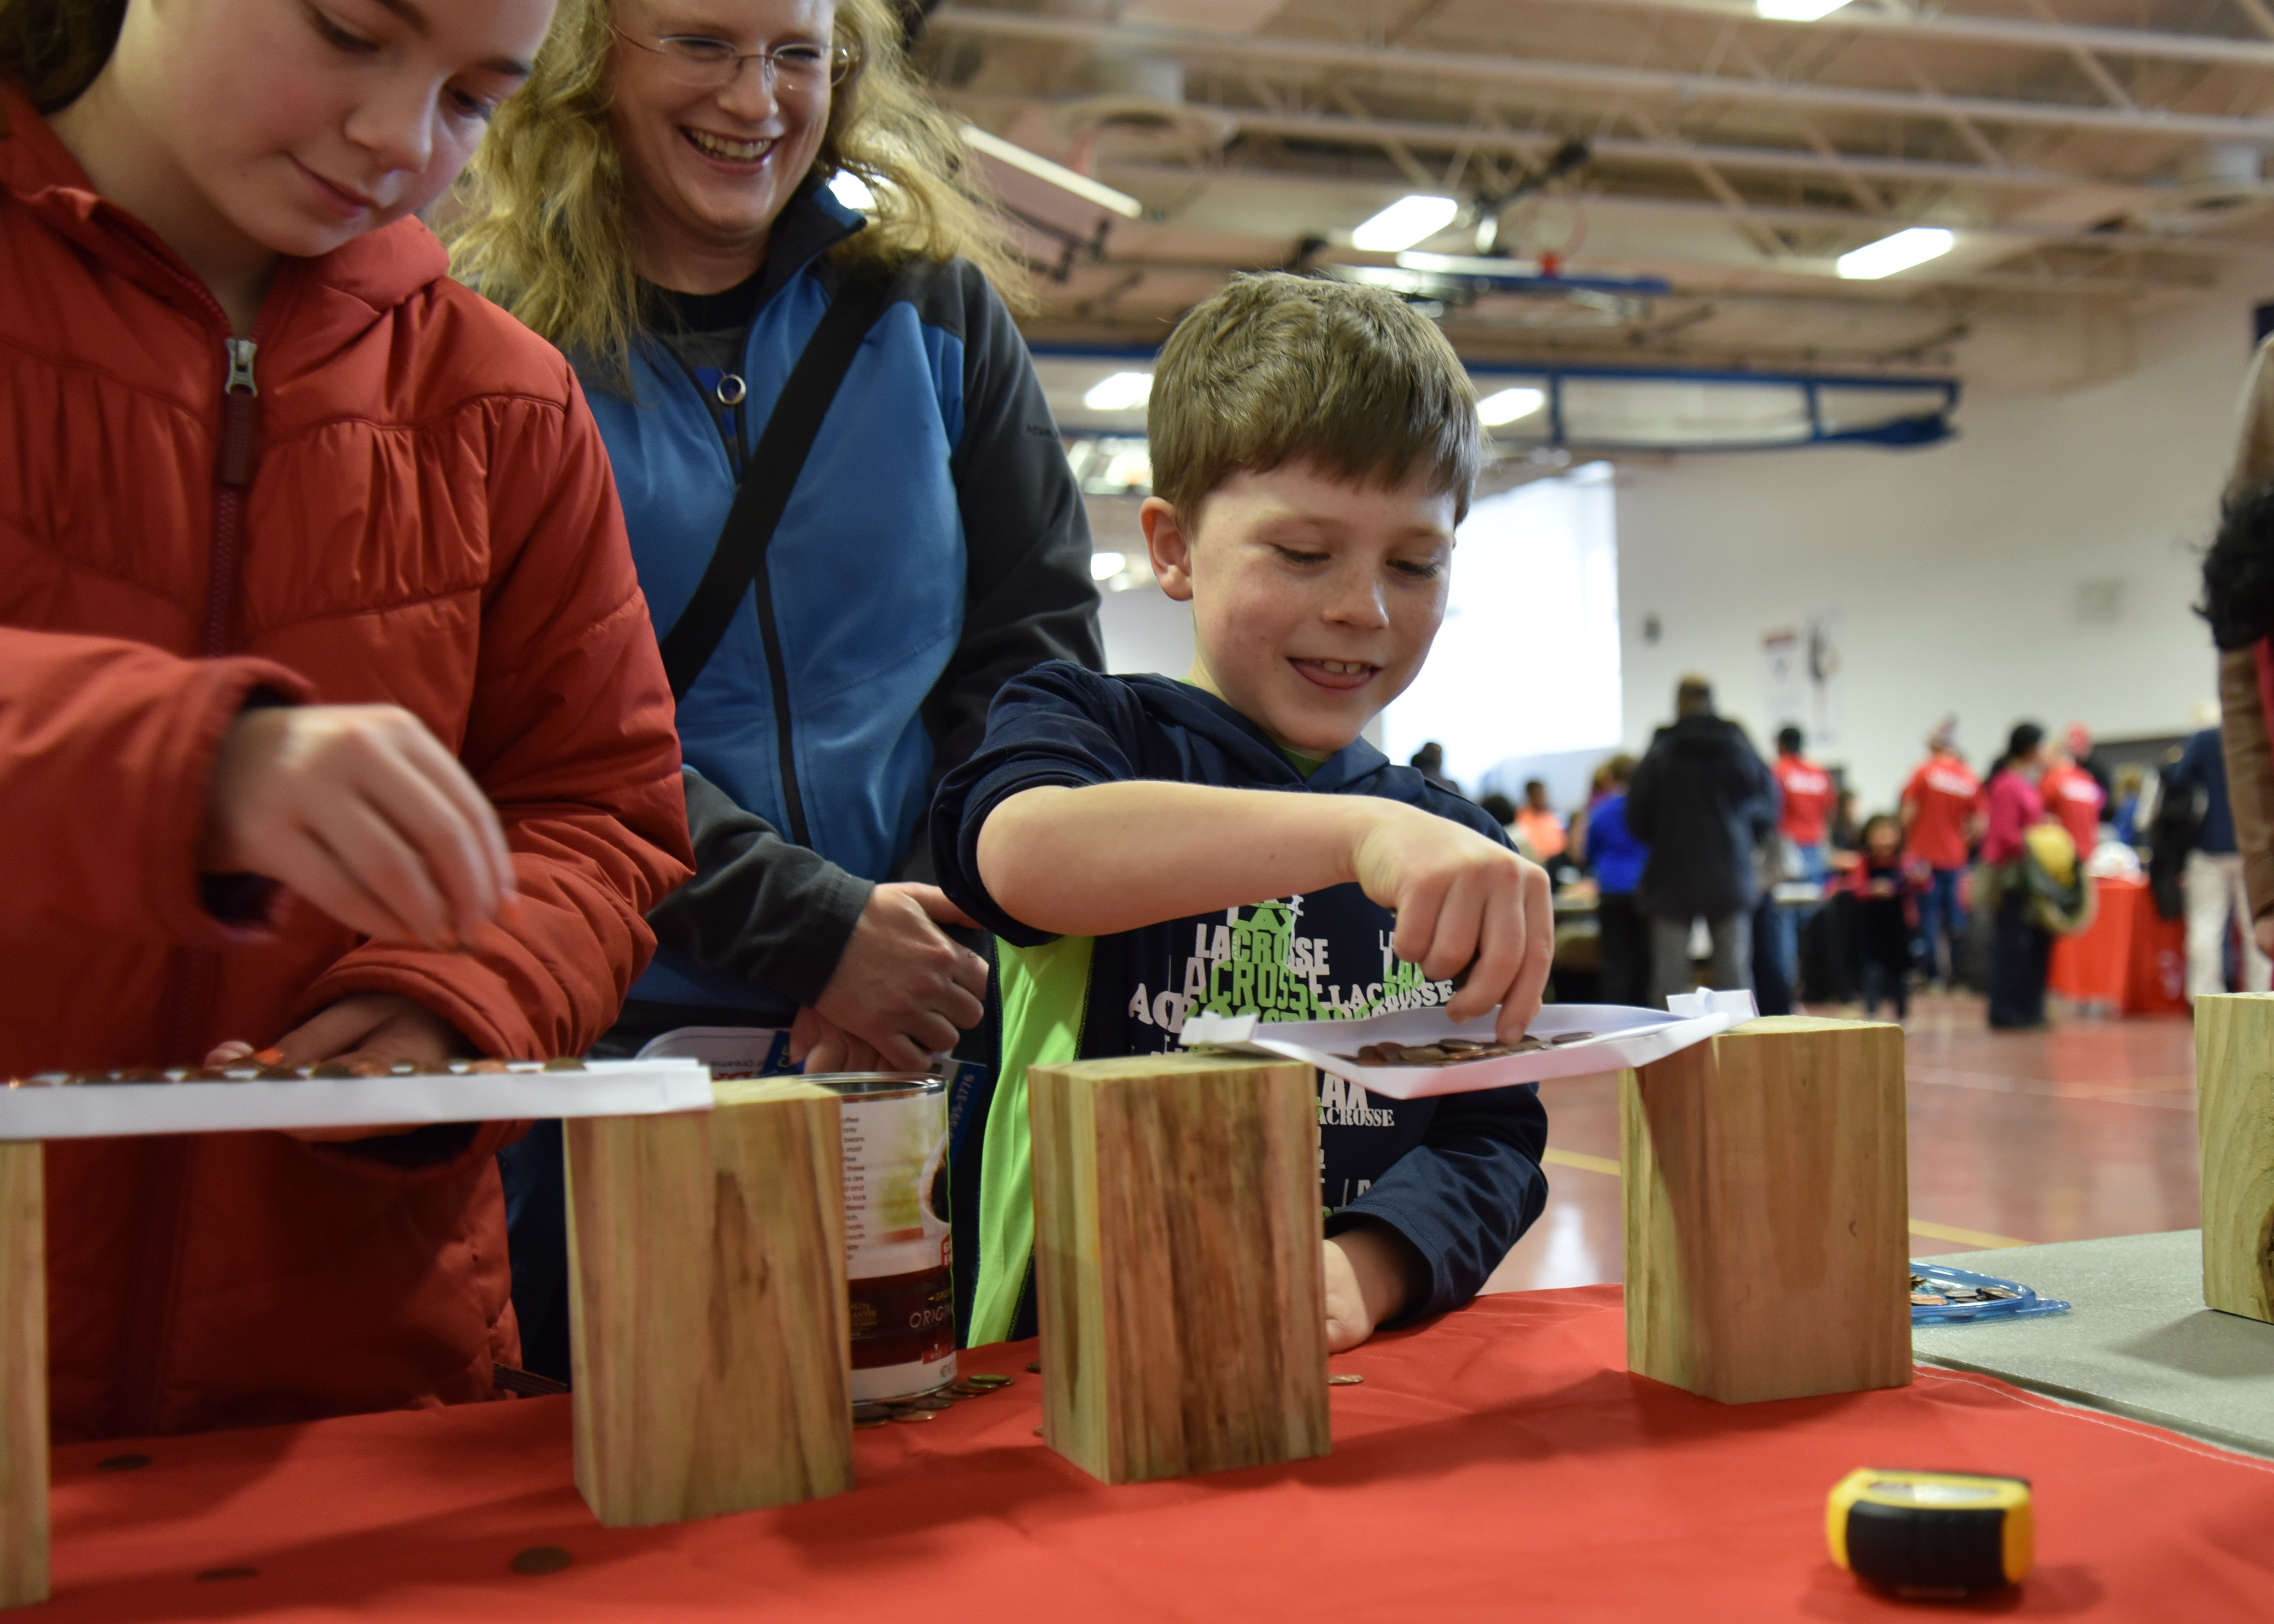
xmin=813 ymin=1073 xmax=955 ymax=1402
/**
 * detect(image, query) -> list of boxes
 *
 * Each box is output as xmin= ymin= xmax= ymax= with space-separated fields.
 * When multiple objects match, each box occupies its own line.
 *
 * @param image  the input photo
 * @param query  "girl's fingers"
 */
xmin=306 ymin=794 xmax=458 ymax=947
xmin=355 ymin=740 xmax=500 ymax=940
xmin=394 ymin=723 xmax=516 ymax=902
xmin=1421 ymin=873 xmax=1487 ymax=984
xmin=266 ymin=825 xmax=430 ymax=945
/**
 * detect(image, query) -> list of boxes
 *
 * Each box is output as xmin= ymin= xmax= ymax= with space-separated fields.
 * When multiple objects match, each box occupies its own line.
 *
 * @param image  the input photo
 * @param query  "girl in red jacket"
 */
xmin=0 ymin=0 xmax=690 ymax=1438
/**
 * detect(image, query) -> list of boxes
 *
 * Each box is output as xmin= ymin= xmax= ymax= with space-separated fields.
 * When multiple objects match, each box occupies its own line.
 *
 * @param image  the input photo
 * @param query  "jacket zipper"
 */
xmin=117 ymin=237 xmax=277 ymax=1438
xmin=673 ymin=347 xmax=815 ymax=848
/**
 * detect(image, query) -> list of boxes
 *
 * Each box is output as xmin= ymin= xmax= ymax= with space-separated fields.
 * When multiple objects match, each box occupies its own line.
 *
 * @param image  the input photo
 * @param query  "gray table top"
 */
xmin=1912 ymin=1229 xmax=2274 ymax=1460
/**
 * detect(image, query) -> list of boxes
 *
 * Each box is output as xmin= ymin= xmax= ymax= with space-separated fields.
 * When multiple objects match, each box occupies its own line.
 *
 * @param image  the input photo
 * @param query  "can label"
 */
xmin=839 ymin=1086 xmax=955 ymax=1401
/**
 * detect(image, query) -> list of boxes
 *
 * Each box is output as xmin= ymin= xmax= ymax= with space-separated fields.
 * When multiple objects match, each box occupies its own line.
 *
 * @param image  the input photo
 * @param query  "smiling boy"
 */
xmin=931 ymin=274 xmax=1553 ymax=1353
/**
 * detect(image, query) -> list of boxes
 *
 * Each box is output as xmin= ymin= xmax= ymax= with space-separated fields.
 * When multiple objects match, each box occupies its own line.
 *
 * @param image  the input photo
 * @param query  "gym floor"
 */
xmin=1484 ymin=993 xmax=2202 ymax=1293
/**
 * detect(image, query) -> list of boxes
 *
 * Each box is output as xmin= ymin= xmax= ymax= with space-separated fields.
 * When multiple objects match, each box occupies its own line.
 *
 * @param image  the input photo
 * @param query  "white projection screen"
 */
xmin=1380 ymin=462 xmax=1622 ymax=794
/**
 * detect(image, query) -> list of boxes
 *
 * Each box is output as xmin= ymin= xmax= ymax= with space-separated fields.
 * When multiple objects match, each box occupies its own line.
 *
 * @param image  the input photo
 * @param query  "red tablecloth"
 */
xmin=39 ymin=1287 xmax=2274 ymax=1621
xmin=2050 ymin=875 xmax=2187 ymax=1015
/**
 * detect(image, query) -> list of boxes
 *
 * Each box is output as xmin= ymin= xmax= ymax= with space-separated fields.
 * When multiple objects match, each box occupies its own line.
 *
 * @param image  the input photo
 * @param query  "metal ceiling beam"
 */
xmin=1210 ymin=106 xmax=2224 ymax=197
xmin=928 ymin=7 xmax=2274 ymax=142
xmin=1563 ymin=0 xmax=2274 ymax=73
xmin=1094 ymin=158 xmax=2272 ymax=259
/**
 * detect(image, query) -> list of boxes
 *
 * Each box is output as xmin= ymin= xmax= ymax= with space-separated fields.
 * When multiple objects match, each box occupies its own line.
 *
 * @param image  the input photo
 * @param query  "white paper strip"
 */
xmin=1177 ymin=991 xmax=1756 ymax=1100
xmin=0 ymin=1059 xmax=714 ymax=1141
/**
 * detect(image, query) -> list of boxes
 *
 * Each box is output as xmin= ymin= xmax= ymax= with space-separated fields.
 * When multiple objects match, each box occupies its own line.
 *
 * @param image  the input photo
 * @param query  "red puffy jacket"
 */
xmin=0 ymin=88 xmax=693 ymax=1440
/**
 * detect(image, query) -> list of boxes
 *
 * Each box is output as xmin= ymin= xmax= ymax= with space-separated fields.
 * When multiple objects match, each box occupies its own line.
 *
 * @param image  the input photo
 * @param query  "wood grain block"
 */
xmin=1622 ymin=1016 xmax=1912 ymax=1404
xmin=566 ymin=1080 xmax=851 ymax=1527
xmin=1028 ymin=1052 xmax=1329 ymax=1485
xmin=0 ymin=1145 xmax=42 ymax=1608
xmin=2194 ymin=994 xmax=2274 ymax=1322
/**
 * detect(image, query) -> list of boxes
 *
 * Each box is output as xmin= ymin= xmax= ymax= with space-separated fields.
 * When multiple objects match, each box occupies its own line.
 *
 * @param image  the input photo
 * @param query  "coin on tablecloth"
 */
xmin=964 ymin=1373 xmax=1014 ymax=1390
xmin=948 ymin=1382 xmax=994 ymax=1398
xmin=1025 ymin=1360 xmax=1041 ymax=1373
xmin=906 ymin=1395 xmax=955 ymax=1411
xmin=1327 ymin=1373 xmax=1364 ymax=1386
xmin=892 ymin=1409 xmax=940 ymax=1425
xmin=852 ymin=1402 xmax=894 ymax=1424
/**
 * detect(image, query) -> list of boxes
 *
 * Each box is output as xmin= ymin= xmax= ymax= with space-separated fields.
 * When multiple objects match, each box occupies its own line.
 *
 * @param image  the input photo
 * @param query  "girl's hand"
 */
xmin=201 ymin=705 xmax=516 ymax=950
xmin=205 ymin=993 xmax=463 ymax=1142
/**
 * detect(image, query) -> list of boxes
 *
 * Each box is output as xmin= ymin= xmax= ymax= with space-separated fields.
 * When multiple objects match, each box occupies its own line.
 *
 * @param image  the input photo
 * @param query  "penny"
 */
xmin=906 ymin=1395 xmax=955 ymax=1411
xmin=948 ymin=1383 xmax=994 ymax=1398
xmin=1327 ymin=1373 xmax=1365 ymax=1386
xmin=891 ymin=1409 xmax=939 ymax=1424
xmin=854 ymin=1418 xmax=889 ymax=1430
xmin=510 ymin=1547 xmax=573 ymax=1576
xmin=96 ymin=1454 xmax=151 ymax=1473
xmin=963 ymin=1373 xmax=1014 ymax=1390
xmin=1025 ymin=1360 xmax=1042 ymax=1373
xmin=851 ymin=1402 xmax=894 ymax=1424
xmin=1911 ymin=1293 xmax=1947 ymax=1306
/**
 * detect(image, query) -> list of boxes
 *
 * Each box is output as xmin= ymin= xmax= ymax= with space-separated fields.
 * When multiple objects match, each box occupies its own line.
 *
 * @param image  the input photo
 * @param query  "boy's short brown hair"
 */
xmin=1147 ymin=273 xmax=1484 ymax=525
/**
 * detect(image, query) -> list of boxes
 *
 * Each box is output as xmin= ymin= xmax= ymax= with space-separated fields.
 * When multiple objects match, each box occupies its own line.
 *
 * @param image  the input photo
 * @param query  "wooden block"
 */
xmin=2194 ymin=994 xmax=2274 ymax=1322
xmin=565 ymin=1080 xmax=851 ymax=1527
xmin=1028 ymin=1052 xmax=1329 ymax=1485
xmin=1621 ymin=1016 xmax=1912 ymax=1404
xmin=0 ymin=1145 xmax=42 ymax=1609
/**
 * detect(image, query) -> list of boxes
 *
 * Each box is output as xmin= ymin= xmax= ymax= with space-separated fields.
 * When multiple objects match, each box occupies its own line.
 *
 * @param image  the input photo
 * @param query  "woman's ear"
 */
xmin=1140 ymin=497 xmax=1195 ymax=603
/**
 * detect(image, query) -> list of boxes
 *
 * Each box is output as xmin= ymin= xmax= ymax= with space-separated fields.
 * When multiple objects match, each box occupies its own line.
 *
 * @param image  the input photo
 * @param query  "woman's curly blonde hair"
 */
xmin=444 ymin=0 xmax=1021 ymax=388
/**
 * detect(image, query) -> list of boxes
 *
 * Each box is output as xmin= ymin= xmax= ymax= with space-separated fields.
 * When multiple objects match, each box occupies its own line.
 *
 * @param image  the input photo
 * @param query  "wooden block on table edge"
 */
xmin=0 ymin=1144 xmax=42 ymax=1609
xmin=2195 ymin=994 xmax=2274 ymax=1323
xmin=566 ymin=1079 xmax=852 ymax=1527
xmin=1029 ymin=1051 xmax=1330 ymax=1486
xmin=1621 ymin=1015 xmax=1912 ymax=1405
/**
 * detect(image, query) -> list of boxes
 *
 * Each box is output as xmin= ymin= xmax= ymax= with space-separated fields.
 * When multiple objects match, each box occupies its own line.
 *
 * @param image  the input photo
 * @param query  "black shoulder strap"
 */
xmin=658 ymin=272 xmax=898 ymax=701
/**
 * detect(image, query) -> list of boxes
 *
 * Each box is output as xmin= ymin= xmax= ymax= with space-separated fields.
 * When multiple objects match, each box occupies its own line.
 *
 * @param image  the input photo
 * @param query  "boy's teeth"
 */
xmin=687 ymin=130 xmax=773 ymax=161
xmin=1315 ymin=660 xmax=1370 ymax=675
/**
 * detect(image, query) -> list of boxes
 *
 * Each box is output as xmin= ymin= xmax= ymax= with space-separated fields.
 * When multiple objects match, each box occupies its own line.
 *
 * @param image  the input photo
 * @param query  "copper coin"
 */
xmin=851 ymin=1402 xmax=894 ymax=1424
xmin=510 ymin=1547 xmax=573 ymax=1576
xmin=1025 ymin=1360 xmax=1042 ymax=1373
xmin=1328 ymin=1373 xmax=1365 ymax=1386
xmin=891 ymin=1409 xmax=939 ymax=1424
xmin=964 ymin=1373 xmax=1014 ymax=1390
xmin=906 ymin=1395 xmax=955 ymax=1411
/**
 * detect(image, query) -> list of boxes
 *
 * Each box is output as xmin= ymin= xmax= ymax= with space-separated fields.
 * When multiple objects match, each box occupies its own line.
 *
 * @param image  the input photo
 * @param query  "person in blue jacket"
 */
xmin=450 ymin=0 xmax=1101 ymax=1376
xmin=932 ymin=275 xmax=1553 ymax=1352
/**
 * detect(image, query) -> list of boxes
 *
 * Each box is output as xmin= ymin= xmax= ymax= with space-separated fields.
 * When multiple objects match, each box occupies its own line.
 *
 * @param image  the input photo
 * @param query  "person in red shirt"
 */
xmin=1514 ymin=778 xmax=1568 ymax=862
xmin=2040 ymin=742 xmax=2107 ymax=856
xmin=1900 ymin=719 xmax=1984 ymax=989
xmin=1768 ymin=726 xmax=1834 ymax=998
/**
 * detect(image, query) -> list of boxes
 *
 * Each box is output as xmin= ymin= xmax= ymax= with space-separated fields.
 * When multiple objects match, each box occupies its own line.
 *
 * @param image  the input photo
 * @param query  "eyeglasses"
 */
xmin=612 ymin=26 xmax=858 ymax=93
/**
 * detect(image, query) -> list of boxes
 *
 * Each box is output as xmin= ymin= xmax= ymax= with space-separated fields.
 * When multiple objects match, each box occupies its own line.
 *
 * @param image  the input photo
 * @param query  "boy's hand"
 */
xmin=1323 ymin=1221 xmax=1426 ymax=1352
xmin=789 ymin=1007 xmax=886 ymax=1075
xmin=808 ymin=884 xmax=988 ymax=1071
xmin=205 ymin=993 xmax=462 ymax=1142
xmin=1350 ymin=804 xmax=1554 ymax=1041
xmin=202 ymin=705 xmax=517 ymax=950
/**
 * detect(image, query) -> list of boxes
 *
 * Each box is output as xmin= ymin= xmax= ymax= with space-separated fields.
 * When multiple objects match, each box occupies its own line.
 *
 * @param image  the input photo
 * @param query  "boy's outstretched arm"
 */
xmin=978 ymin=782 xmax=1555 ymax=1040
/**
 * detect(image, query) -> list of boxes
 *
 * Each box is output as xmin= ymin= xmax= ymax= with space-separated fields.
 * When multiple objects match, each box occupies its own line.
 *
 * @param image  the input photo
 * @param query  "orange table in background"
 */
xmin=2051 ymin=874 xmax=2187 ymax=1015
xmin=29 ymin=1287 xmax=2274 ymax=1622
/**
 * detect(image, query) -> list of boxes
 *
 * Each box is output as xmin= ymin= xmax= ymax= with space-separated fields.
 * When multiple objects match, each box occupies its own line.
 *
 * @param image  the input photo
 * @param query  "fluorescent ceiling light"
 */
xmin=827 ymin=171 xmax=875 ymax=211
xmin=1835 ymin=227 xmax=1956 ymax=280
xmin=1755 ymin=0 xmax=1850 ymax=19
xmin=1477 ymin=386 xmax=1548 ymax=427
xmin=1082 ymin=371 xmax=1154 ymax=412
xmin=960 ymin=125 xmax=1143 ymax=220
xmin=1090 ymin=551 xmax=1128 ymax=581
xmin=1352 ymin=194 xmax=1460 ymax=252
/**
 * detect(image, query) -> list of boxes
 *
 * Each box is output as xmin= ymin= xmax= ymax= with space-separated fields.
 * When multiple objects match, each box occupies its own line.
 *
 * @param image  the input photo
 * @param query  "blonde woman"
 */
xmin=450 ymin=0 xmax=1099 ymax=1370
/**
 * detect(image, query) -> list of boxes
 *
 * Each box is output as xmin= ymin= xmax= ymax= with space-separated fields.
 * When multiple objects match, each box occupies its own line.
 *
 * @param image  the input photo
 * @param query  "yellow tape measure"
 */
xmin=1825 ymin=1469 xmax=2033 ymax=1598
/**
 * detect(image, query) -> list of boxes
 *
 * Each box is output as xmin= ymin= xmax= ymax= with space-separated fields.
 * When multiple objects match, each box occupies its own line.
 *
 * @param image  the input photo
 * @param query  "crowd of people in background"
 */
xmin=1438 ymin=672 xmax=2247 ymax=1030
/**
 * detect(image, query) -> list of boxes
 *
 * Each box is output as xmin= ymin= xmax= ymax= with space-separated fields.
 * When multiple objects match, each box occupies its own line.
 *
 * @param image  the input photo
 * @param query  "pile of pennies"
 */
xmin=853 ymin=1371 xmax=1014 ymax=1427
xmin=9 ymin=1057 xmax=591 ymax=1086
xmin=1344 ymin=1032 xmax=1595 ymax=1068
xmin=1910 ymin=1273 xmax=2021 ymax=1308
